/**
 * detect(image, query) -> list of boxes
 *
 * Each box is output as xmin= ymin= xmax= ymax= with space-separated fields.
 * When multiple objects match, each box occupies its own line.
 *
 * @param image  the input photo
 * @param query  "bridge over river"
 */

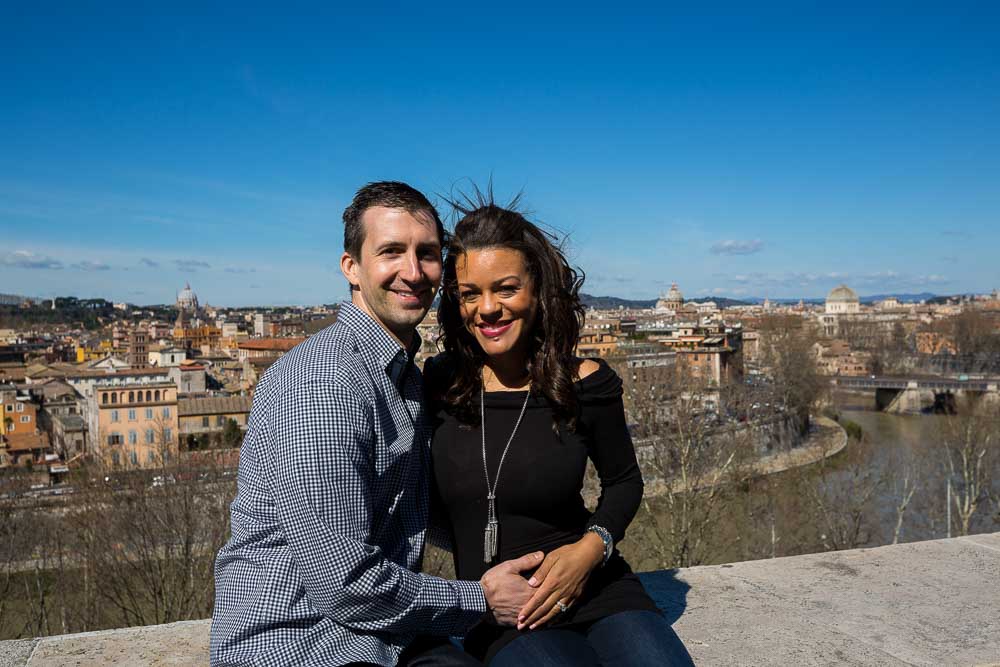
xmin=829 ymin=374 xmax=1000 ymax=413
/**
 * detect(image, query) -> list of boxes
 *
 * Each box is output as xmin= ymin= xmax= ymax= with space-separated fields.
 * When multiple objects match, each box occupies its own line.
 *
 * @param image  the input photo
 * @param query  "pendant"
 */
xmin=484 ymin=493 xmax=498 ymax=563
xmin=484 ymin=519 xmax=498 ymax=563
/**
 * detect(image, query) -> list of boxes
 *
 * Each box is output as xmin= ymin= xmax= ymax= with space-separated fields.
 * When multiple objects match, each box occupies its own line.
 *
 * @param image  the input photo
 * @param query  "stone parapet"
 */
xmin=3 ymin=533 xmax=999 ymax=666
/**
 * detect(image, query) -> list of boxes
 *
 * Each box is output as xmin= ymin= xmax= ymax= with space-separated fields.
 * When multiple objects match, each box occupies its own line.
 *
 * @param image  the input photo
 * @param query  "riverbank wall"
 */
xmin=630 ymin=414 xmax=847 ymax=498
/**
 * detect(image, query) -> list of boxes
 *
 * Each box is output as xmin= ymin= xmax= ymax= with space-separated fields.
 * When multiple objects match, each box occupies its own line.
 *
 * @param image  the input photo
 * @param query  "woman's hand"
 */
xmin=516 ymin=532 xmax=605 ymax=630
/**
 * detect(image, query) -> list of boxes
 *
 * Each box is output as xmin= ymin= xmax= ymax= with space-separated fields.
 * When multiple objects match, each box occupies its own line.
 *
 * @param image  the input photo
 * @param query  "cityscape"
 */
xmin=2 ymin=275 xmax=1000 ymax=651
xmin=2 ymin=278 xmax=998 ymax=483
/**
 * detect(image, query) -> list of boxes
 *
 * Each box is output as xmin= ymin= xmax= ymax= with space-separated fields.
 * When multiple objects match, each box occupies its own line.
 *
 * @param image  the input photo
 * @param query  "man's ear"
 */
xmin=340 ymin=251 xmax=360 ymax=288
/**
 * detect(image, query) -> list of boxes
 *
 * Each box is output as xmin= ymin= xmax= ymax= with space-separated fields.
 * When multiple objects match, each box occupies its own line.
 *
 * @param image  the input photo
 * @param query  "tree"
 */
xmin=939 ymin=400 xmax=998 ymax=536
xmin=67 ymin=455 xmax=232 ymax=628
xmin=795 ymin=428 xmax=882 ymax=552
xmin=221 ymin=418 xmax=243 ymax=449
xmin=0 ymin=475 xmax=29 ymax=635
xmin=757 ymin=315 xmax=824 ymax=433
xmin=628 ymin=372 xmax=753 ymax=568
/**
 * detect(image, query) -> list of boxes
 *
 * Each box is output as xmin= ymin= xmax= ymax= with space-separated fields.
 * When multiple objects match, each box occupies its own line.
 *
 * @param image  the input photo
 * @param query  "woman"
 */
xmin=425 ymin=193 xmax=693 ymax=666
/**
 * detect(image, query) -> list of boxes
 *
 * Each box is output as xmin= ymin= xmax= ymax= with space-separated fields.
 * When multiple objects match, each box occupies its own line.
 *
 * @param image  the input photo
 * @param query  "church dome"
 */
xmin=665 ymin=283 xmax=684 ymax=304
xmin=177 ymin=282 xmax=199 ymax=311
xmin=826 ymin=284 xmax=859 ymax=304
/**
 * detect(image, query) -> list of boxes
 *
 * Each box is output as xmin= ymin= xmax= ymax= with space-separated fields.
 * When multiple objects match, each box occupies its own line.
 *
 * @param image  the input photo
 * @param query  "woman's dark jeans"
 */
xmin=490 ymin=610 xmax=695 ymax=667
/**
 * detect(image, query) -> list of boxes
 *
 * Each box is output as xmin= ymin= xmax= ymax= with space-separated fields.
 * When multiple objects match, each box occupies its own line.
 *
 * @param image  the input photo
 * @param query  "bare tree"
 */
xmin=0 ymin=474 xmax=29 ymax=635
xmin=890 ymin=462 xmax=919 ymax=545
xmin=68 ymin=454 xmax=231 ymax=628
xmin=630 ymin=373 xmax=753 ymax=568
xmin=939 ymin=400 xmax=998 ymax=536
xmin=757 ymin=315 xmax=824 ymax=433
xmin=796 ymin=428 xmax=882 ymax=552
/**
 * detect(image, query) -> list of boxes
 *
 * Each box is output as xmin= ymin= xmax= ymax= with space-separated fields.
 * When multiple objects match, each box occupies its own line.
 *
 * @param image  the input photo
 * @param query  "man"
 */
xmin=211 ymin=182 xmax=541 ymax=666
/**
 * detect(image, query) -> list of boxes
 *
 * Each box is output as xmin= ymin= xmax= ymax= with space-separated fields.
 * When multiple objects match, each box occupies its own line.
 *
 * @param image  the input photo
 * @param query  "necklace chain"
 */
xmin=480 ymin=374 xmax=531 ymax=563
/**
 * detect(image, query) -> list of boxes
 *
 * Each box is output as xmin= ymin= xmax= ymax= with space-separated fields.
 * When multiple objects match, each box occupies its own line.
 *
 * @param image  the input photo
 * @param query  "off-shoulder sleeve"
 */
xmin=577 ymin=361 xmax=644 ymax=543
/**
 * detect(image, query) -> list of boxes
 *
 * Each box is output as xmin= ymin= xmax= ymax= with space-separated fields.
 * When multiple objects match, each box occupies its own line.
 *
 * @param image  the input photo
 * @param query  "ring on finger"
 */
xmin=555 ymin=600 xmax=570 ymax=613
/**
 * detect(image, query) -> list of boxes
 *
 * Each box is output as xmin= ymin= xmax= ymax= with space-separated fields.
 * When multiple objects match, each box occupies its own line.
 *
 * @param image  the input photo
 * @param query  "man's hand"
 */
xmin=480 ymin=551 xmax=544 ymax=626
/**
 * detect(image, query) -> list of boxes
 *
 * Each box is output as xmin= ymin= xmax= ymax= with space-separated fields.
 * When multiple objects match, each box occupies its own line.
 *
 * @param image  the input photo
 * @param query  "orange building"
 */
xmin=1 ymin=387 xmax=50 ymax=467
xmin=92 ymin=381 xmax=179 ymax=468
xmin=576 ymin=332 xmax=620 ymax=358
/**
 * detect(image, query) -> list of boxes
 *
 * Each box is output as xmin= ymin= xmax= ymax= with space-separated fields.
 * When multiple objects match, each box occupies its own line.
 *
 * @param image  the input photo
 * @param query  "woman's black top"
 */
xmin=425 ymin=356 xmax=658 ymax=663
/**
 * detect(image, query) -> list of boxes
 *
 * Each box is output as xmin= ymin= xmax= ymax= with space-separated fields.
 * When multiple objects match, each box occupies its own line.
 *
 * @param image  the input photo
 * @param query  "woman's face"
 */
xmin=455 ymin=247 xmax=538 ymax=362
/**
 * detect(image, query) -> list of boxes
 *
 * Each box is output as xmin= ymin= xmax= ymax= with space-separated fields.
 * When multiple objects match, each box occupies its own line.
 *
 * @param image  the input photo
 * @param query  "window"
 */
xmin=111 ymin=393 xmax=117 ymax=404
xmin=112 ymin=452 xmax=120 ymax=465
xmin=129 ymin=391 xmax=135 ymax=403
xmin=108 ymin=433 xmax=122 ymax=445
xmin=20 ymin=415 xmax=30 ymax=423
xmin=202 ymin=416 xmax=210 ymax=428
xmin=163 ymin=428 xmax=172 ymax=442
xmin=145 ymin=390 xmax=152 ymax=402
xmin=154 ymin=390 xmax=160 ymax=401
xmin=7 ymin=423 xmax=13 ymax=432
xmin=128 ymin=430 xmax=137 ymax=445
xmin=102 ymin=394 xmax=108 ymax=405
xmin=145 ymin=429 xmax=155 ymax=444
xmin=145 ymin=408 xmax=153 ymax=419
xmin=147 ymin=451 xmax=155 ymax=463
xmin=162 ymin=407 xmax=170 ymax=418
xmin=130 ymin=451 xmax=138 ymax=465
xmin=4 ymin=404 xmax=11 ymax=412
xmin=111 ymin=410 xmax=120 ymax=422
xmin=16 ymin=403 xmax=23 ymax=412
xmin=217 ymin=415 xmax=225 ymax=426
xmin=128 ymin=409 xmax=136 ymax=421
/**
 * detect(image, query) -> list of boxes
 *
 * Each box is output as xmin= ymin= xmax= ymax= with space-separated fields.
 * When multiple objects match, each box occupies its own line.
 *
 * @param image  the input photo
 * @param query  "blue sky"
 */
xmin=2 ymin=3 xmax=998 ymax=305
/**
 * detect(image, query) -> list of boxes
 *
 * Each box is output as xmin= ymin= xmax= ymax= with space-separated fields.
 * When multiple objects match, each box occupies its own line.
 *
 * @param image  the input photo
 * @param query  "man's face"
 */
xmin=340 ymin=206 xmax=443 ymax=347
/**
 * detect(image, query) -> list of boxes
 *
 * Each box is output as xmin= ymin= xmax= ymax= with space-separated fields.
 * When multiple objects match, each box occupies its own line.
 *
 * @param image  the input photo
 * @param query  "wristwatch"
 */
xmin=586 ymin=525 xmax=614 ymax=565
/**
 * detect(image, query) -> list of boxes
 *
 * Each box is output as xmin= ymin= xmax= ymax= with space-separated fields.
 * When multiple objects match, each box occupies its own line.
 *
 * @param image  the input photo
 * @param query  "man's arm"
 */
xmin=265 ymin=381 xmax=535 ymax=635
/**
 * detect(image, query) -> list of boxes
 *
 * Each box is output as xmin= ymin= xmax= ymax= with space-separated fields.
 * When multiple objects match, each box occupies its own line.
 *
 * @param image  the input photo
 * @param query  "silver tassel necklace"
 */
xmin=480 ymin=375 xmax=531 ymax=564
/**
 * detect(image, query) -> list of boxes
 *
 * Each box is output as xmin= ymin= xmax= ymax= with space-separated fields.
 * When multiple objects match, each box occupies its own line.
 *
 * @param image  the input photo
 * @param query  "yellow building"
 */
xmin=94 ymin=381 xmax=179 ymax=468
xmin=76 ymin=342 xmax=111 ymax=363
xmin=172 ymin=324 xmax=222 ymax=352
xmin=576 ymin=332 xmax=620 ymax=358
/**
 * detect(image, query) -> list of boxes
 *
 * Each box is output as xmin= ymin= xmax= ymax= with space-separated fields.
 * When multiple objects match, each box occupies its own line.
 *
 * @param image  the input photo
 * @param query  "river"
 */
xmin=624 ymin=393 xmax=998 ymax=570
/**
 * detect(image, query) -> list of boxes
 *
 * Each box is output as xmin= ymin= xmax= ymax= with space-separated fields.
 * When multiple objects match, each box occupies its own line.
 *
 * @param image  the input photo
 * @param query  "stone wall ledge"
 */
xmin=3 ymin=533 xmax=999 ymax=666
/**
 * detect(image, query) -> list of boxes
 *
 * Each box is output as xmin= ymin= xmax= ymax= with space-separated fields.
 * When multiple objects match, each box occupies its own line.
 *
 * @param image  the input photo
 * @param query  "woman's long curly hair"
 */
xmin=437 ymin=189 xmax=586 ymax=429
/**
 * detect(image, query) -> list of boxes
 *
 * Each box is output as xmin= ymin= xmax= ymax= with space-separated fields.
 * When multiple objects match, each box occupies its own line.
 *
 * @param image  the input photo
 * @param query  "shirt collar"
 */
xmin=337 ymin=301 xmax=422 ymax=384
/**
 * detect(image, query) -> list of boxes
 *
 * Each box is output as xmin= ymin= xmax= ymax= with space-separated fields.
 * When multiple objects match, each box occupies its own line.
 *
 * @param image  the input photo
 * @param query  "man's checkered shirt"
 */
xmin=211 ymin=302 xmax=487 ymax=666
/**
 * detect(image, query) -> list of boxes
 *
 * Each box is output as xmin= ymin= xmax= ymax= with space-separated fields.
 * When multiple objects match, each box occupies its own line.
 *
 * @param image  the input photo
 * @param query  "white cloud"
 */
xmin=1 ymin=250 xmax=63 ymax=270
xmin=710 ymin=239 xmax=764 ymax=256
xmin=71 ymin=260 xmax=111 ymax=271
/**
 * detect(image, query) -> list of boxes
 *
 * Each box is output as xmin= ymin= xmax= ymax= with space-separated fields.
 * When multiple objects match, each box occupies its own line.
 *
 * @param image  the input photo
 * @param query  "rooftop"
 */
xmin=2 ymin=533 xmax=998 ymax=665
xmin=177 ymin=396 xmax=252 ymax=417
xmin=237 ymin=337 xmax=306 ymax=352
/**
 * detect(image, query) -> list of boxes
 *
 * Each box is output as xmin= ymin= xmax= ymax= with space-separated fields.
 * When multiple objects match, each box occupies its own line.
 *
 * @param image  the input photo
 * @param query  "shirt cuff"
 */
xmin=451 ymin=579 xmax=488 ymax=634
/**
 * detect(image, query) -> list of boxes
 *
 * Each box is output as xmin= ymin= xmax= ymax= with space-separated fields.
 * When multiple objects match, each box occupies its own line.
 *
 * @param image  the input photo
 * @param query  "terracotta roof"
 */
xmin=237 ymin=338 xmax=306 ymax=352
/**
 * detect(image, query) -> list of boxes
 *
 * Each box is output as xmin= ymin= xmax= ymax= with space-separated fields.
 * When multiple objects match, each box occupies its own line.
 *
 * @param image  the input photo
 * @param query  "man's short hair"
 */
xmin=342 ymin=181 xmax=445 ymax=259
